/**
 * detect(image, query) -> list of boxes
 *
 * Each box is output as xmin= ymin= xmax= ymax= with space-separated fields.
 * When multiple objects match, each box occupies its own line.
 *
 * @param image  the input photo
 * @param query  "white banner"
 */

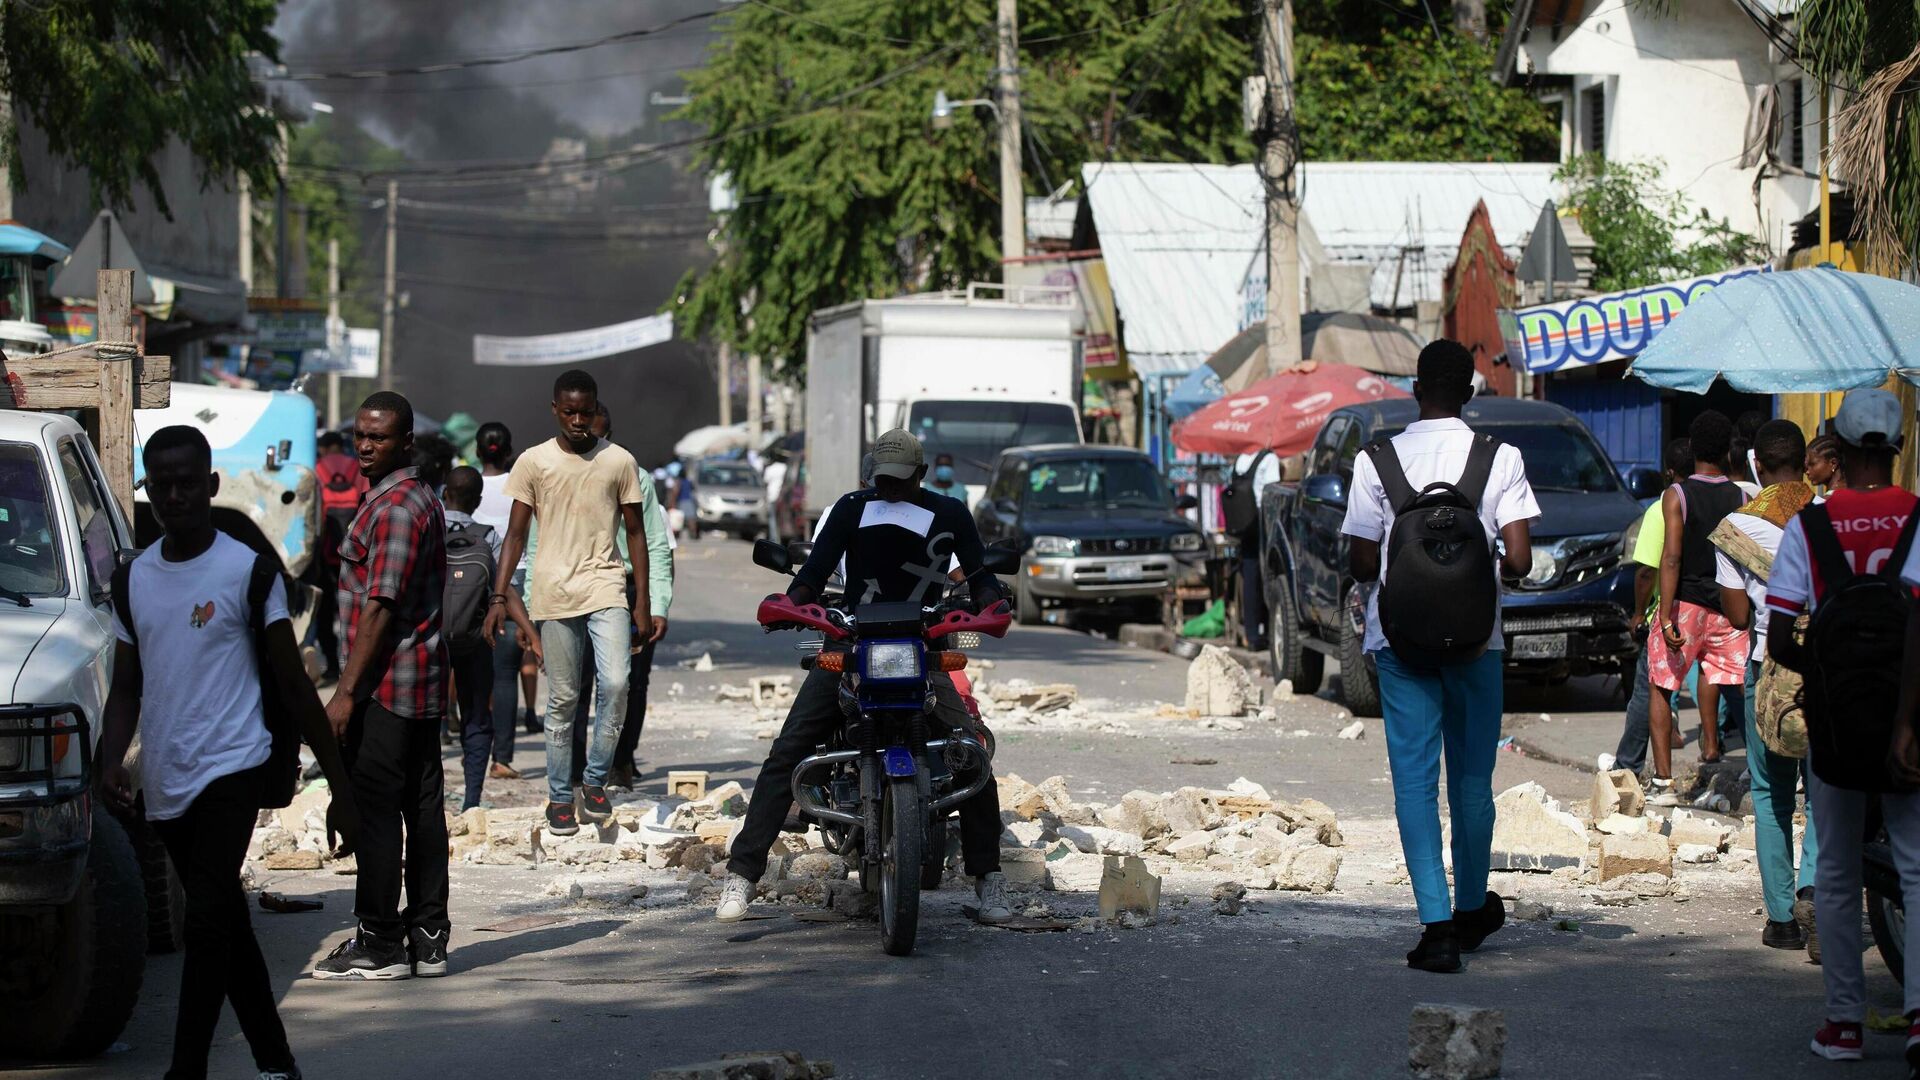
xmin=472 ymin=313 xmax=673 ymax=367
xmin=304 ymin=322 xmax=379 ymax=377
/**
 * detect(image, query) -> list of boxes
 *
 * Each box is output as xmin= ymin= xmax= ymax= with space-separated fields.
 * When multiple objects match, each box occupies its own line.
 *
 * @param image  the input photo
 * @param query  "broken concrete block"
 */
xmin=1000 ymin=846 xmax=1047 ymax=887
xmin=250 ymin=826 xmax=297 ymax=859
xmin=1590 ymin=769 xmax=1646 ymax=822
xmin=1005 ymin=819 xmax=1049 ymax=848
xmin=1664 ymin=809 xmax=1732 ymax=852
xmin=1275 ymin=845 xmax=1342 ymax=893
xmin=1489 ymin=782 xmax=1587 ymax=871
xmin=1160 ymin=787 xmax=1221 ymax=834
xmin=263 ymin=850 xmax=322 ymax=871
xmin=1593 ymin=813 xmax=1648 ymax=836
xmin=1035 ymin=775 xmax=1096 ymax=825
xmin=1274 ymin=798 xmax=1341 ymax=841
xmin=647 ymin=1050 xmax=835 ymax=1080
xmin=677 ymin=842 xmax=724 ymax=874
xmin=1057 ymin=824 xmax=1144 ymax=857
xmin=667 ymin=770 xmax=710 ymax=801
xmin=1168 ymin=831 xmax=1215 ymax=863
xmin=1098 ymin=855 xmax=1163 ymax=921
xmin=1674 ymin=843 xmax=1720 ymax=865
xmin=1185 ymin=644 xmax=1255 ymax=716
xmin=1511 ymin=899 xmax=1552 ymax=921
xmin=787 ymin=851 xmax=849 ymax=880
xmin=276 ymin=784 xmax=331 ymax=836
xmin=1043 ymin=846 xmax=1107 ymax=892
xmin=458 ymin=806 xmax=489 ymax=840
xmin=1098 ymin=790 xmax=1170 ymax=838
xmin=1598 ymin=832 xmax=1673 ymax=882
xmin=695 ymin=820 xmax=740 ymax=851
xmin=998 ymin=774 xmax=1049 ymax=821
xmin=827 ymin=880 xmax=878 ymax=918
xmin=693 ymin=781 xmax=747 ymax=817
xmin=1216 ymin=795 xmax=1276 ymax=820
xmin=1212 ymin=880 xmax=1248 ymax=915
xmin=1409 ymin=1005 xmax=1506 ymax=1080
xmin=1338 ymin=720 xmax=1365 ymax=740
xmin=1228 ymin=777 xmax=1271 ymax=800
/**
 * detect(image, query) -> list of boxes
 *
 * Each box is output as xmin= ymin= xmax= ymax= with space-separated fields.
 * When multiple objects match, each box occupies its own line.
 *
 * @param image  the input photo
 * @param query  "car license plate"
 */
xmin=1511 ymin=633 xmax=1568 ymax=659
xmin=1107 ymin=561 xmax=1145 ymax=582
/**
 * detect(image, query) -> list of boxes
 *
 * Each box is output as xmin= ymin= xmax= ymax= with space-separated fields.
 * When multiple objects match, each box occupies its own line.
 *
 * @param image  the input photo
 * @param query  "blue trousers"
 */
xmin=1744 ymin=658 xmax=1817 ymax=922
xmin=1376 ymin=648 xmax=1503 ymax=924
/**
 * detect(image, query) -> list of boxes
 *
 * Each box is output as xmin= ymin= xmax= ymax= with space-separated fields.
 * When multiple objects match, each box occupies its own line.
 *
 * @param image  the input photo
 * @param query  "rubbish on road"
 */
xmin=646 ymin=1049 xmax=836 ymax=1080
xmin=965 ymin=907 xmax=1075 ymax=931
xmin=1170 ymin=757 xmax=1218 ymax=766
xmin=714 ymin=684 xmax=755 ymax=703
xmin=1211 ymin=880 xmax=1247 ymax=915
xmin=1185 ymin=644 xmax=1256 ymax=716
xmin=1338 ymin=720 xmax=1365 ymax=740
xmin=1273 ymin=678 xmax=1294 ymax=701
xmin=1487 ymin=782 xmax=1586 ymax=872
xmin=749 ymin=674 xmax=796 ymax=709
xmin=669 ymin=770 xmax=711 ymax=800
xmin=1589 ymin=769 xmax=1646 ymax=822
xmin=476 ymin=914 xmax=568 ymax=934
xmin=1099 ymin=856 xmax=1162 ymax=920
xmin=1510 ymin=899 xmax=1552 ymax=921
xmin=1409 ymin=1004 xmax=1506 ymax=1080
xmin=1553 ymin=919 xmax=1581 ymax=932
xmin=1866 ymin=1009 xmax=1911 ymax=1034
xmin=257 ymin=892 xmax=323 ymax=913
xmin=1598 ymin=833 xmax=1674 ymax=882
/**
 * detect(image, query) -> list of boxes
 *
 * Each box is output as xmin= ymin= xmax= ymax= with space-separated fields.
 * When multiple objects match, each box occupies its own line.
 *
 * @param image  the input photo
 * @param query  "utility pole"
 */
xmin=997 ymin=0 xmax=1026 ymax=266
xmin=747 ymin=352 xmax=762 ymax=444
xmin=326 ymin=236 xmax=342 ymax=429
xmin=717 ymin=342 xmax=733 ymax=426
xmin=1259 ymin=0 xmax=1303 ymax=374
xmin=380 ymin=178 xmax=397 ymax=392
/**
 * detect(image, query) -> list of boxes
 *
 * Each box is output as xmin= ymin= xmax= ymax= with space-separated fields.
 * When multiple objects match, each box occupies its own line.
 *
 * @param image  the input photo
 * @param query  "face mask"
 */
xmin=934 ymin=465 xmax=955 ymax=483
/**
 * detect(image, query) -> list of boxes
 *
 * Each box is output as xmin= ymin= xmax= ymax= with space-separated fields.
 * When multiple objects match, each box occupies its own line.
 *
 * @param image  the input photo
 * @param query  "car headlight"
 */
xmin=1031 ymin=535 xmax=1078 ymax=556
xmin=1523 ymin=533 xmax=1626 ymax=588
xmin=1170 ymin=531 xmax=1204 ymax=552
xmin=1524 ymin=547 xmax=1559 ymax=586
xmin=865 ymin=642 xmax=922 ymax=679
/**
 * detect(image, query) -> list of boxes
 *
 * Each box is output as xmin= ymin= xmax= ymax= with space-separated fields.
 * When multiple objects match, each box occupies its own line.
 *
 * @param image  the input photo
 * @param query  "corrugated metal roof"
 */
xmin=1082 ymin=161 xmax=1561 ymax=373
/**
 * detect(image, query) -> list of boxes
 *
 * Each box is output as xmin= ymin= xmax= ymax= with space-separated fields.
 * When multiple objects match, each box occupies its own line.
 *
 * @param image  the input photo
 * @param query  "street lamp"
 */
xmin=930 ymin=87 xmax=1022 ymax=263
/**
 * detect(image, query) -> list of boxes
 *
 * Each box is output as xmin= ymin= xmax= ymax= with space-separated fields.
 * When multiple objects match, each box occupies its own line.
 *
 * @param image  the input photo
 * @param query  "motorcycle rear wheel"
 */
xmin=1869 ymin=887 xmax=1906 ymax=985
xmin=879 ymin=777 xmax=923 ymax=957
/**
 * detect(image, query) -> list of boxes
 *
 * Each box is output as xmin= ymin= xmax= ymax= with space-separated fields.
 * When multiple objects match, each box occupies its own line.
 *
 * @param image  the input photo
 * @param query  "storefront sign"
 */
xmin=472 ymin=313 xmax=672 ymax=367
xmin=1500 ymin=266 xmax=1771 ymax=373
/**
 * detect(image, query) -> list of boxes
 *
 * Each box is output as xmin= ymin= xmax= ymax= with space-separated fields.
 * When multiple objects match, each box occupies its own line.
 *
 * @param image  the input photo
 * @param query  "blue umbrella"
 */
xmin=1631 ymin=266 xmax=1920 ymax=393
xmin=1165 ymin=366 xmax=1226 ymax=418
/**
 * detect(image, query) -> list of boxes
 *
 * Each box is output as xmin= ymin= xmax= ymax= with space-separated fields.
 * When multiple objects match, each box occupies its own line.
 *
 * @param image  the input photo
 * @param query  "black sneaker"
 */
xmin=1763 ymin=918 xmax=1809 ymax=950
xmin=1407 ymin=921 xmax=1462 ymax=973
xmin=409 ymin=926 xmax=449 ymax=977
xmin=312 ymin=933 xmax=410 ymax=980
xmin=523 ymin=708 xmax=541 ymax=734
xmin=1454 ymin=891 xmax=1506 ymax=953
xmin=579 ymin=785 xmax=613 ymax=823
xmin=545 ymin=801 xmax=579 ymax=836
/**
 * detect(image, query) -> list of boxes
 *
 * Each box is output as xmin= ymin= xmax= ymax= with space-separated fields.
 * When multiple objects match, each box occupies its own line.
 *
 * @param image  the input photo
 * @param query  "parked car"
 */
xmin=0 ymin=410 xmax=159 ymax=1059
xmin=692 ymin=457 xmax=767 ymax=539
xmin=1261 ymin=397 xmax=1657 ymax=716
xmin=772 ymin=453 xmax=810 ymax=542
xmin=975 ymin=445 xmax=1206 ymax=624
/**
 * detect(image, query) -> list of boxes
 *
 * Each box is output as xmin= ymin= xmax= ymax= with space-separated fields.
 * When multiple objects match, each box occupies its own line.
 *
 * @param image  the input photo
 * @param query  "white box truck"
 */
xmin=804 ymin=283 xmax=1082 ymax=519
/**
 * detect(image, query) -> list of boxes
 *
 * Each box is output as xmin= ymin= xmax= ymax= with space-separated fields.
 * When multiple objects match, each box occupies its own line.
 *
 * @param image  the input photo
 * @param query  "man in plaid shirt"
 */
xmin=314 ymin=391 xmax=454 ymax=981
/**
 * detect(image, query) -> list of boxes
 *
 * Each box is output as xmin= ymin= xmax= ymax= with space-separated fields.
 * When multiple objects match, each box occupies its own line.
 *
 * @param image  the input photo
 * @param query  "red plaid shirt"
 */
xmin=338 ymin=466 xmax=447 ymax=719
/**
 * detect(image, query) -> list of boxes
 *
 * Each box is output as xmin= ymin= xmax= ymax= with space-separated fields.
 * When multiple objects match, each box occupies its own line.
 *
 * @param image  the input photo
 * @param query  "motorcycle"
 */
xmin=750 ymin=538 xmax=1018 ymax=956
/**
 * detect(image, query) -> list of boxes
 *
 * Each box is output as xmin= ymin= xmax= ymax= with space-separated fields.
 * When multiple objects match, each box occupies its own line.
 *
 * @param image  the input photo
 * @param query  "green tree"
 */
xmin=0 ymin=0 xmax=282 ymax=215
xmin=1557 ymin=155 xmax=1768 ymax=290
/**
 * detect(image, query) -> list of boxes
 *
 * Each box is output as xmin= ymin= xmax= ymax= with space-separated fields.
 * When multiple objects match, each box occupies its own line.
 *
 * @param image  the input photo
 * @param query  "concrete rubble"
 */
xmin=1409 ymin=1005 xmax=1506 ymax=1080
xmin=1597 ymin=833 xmax=1674 ymax=882
xmin=1589 ymin=769 xmax=1645 ymax=821
xmin=1184 ymin=645 xmax=1257 ymax=717
xmin=1488 ymin=783 xmax=1587 ymax=871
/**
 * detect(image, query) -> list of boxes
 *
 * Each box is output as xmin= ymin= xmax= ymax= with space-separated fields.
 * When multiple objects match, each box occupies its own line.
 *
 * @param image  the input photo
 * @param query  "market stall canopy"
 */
xmin=1164 ymin=314 xmax=1424 ymax=418
xmin=50 ymin=209 xmax=246 ymax=325
xmin=1170 ymin=361 xmax=1409 ymax=457
xmin=1631 ymin=266 xmax=1920 ymax=394
xmin=0 ymin=223 xmax=70 ymax=263
xmin=675 ymin=422 xmax=751 ymax=460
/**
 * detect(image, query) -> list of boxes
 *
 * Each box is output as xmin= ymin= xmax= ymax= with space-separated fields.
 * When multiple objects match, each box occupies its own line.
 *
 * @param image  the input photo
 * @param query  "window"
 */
xmin=58 ymin=440 xmax=116 ymax=590
xmin=697 ymin=462 xmax=757 ymax=487
xmin=906 ymin=400 xmax=1081 ymax=486
xmin=1022 ymin=456 xmax=1170 ymax=512
xmin=1788 ymin=79 xmax=1806 ymax=171
xmin=1308 ymin=419 xmax=1347 ymax=477
xmin=1582 ymin=85 xmax=1606 ymax=158
xmin=1334 ymin=422 xmax=1365 ymax=481
xmin=0 ymin=441 xmax=66 ymax=599
xmin=987 ymin=458 xmax=1019 ymax=503
xmin=1492 ymin=424 xmax=1621 ymax=493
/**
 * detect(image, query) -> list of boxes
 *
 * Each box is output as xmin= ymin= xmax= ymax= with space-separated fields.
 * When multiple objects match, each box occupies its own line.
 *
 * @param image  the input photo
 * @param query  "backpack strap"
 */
xmin=246 ymin=553 xmax=279 ymax=634
xmin=110 ymin=558 xmax=136 ymax=647
xmin=1364 ymin=439 xmax=1417 ymax=514
xmin=1454 ymin=434 xmax=1502 ymax=507
xmin=1878 ymin=504 xmax=1920 ymax=585
xmin=1798 ymin=503 xmax=1855 ymax=592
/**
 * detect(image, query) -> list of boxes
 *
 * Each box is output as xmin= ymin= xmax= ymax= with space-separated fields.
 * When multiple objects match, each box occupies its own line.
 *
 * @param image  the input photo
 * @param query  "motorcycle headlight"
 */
xmin=1030 ymin=535 xmax=1078 ymax=557
xmin=865 ymin=642 xmax=922 ymax=680
xmin=1170 ymin=531 xmax=1204 ymax=552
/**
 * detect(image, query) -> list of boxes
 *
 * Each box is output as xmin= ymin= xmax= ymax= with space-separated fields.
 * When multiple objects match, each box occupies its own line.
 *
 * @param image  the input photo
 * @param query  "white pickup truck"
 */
xmin=0 ymin=409 xmax=168 ymax=1059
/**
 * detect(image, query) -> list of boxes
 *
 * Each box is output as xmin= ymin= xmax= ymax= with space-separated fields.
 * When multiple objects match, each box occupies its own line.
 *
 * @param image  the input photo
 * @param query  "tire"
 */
xmin=920 ymin=813 xmax=950 ymax=891
xmin=878 ymin=777 xmax=923 ymax=957
xmin=1869 ymin=887 xmax=1906 ymax=986
xmin=1267 ymin=586 xmax=1324 ymax=696
xmin=0 ymin=813 xmax=148 ymax=1059
xmin=1338 ymin=585 xmax=1381 ymax=718
xmin=1015 ymin=574 xmax=1043 ymax=626
xmin=125 ymin=812 xmax=185 ymax=954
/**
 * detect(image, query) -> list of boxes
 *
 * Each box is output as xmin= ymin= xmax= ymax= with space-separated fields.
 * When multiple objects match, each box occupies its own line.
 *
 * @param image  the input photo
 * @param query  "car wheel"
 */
xmin=1015 ymin=574 xmax=1043 ymax=625
xmin=1268 ymin=586 xmax=1324 ymax=695
xmin=1338 ymin=584 xmax=1381 ymax=718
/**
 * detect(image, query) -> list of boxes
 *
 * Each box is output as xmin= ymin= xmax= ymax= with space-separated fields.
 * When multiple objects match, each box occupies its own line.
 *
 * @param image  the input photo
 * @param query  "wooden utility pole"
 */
xmin=997 ymin=0 xmax=1026 ymax=265
xmin=96 ymin=270 xmax=137 ymax=515
xmin=1259 ymin=0 xmax=1303 ymax=373
xmin=747 ymin=351 xmax=762 ymax=443
xmin=717 ymin=342 xmax=733 ymax=426
xmin=380 ymin=178 xmax=397 ymax=392
xmin=326 ymin=236 xmax=342 ymax=429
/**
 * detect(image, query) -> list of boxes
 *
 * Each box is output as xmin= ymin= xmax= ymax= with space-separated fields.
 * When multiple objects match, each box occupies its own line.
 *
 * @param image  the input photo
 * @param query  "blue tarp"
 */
xmin=0 ymin=223 xmax=70 ymax=262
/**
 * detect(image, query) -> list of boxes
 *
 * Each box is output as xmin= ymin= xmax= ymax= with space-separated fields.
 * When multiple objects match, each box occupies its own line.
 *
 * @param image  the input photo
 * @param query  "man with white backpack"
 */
xmin=1341 ymin=341 xmax=1538 ymax=973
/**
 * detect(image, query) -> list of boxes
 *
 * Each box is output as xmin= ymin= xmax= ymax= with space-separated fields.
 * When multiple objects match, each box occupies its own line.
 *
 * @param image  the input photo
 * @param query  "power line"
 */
xmin=270 ymin=9 xmax=721 ymax=81
xmin=298 ymin=60 xmax=705 ymax=97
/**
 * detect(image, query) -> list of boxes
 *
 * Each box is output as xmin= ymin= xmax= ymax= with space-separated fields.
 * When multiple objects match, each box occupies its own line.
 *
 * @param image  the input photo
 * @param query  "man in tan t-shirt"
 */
xmin=485 ymin=369 xmax=649 ymax=835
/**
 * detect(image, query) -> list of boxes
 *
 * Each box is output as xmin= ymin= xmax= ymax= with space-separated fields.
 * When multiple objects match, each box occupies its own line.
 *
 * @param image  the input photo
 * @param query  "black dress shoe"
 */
xmin=1762 ymin=918 xmax=1809 ymax=950
xmin=1407 ymin=921 xmax=1462 ymax=973
xmin=1455 ymin=890 xmax=1506 ymax=952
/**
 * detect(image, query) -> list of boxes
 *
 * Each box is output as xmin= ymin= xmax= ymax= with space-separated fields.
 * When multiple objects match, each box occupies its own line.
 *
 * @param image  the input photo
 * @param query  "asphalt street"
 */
xmin=32 ymin=536 xmax=1910 ymax=1079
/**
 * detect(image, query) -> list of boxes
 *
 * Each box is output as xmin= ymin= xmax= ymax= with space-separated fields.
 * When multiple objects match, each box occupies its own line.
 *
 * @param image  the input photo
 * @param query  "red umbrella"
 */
xmin=1171 ymin=361 xmax=1409 ymax=457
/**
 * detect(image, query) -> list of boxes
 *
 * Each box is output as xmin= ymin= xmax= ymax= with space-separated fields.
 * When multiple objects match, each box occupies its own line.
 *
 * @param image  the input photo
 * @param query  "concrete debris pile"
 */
xmin=996 ymin=773 xmax=1344 ymax=895
xmin=1488 ymin=783 xmax=1587 ymax=871
xmin=715 ymin=675 xmax=797 ymax=710
xmin=1184 ymin=645 xmax=1257 ymax=717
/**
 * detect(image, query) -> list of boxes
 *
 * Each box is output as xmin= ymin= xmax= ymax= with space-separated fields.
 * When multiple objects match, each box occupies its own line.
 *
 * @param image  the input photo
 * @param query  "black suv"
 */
xmin=975 ymin=445 xmax=1207 ymax=624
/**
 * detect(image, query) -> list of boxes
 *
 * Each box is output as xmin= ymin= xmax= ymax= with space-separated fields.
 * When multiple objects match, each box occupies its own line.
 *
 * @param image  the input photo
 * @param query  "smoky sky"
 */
xmin=275 ymin=0 xmax=723 ymax=467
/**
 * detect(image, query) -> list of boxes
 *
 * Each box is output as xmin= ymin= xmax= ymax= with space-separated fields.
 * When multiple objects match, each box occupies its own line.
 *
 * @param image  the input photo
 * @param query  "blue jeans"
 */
xmin=1744 ymin=658 xmax=1817 ymax=922
xmin=540 ymin=608 xmax=633 ymax=804
xmin=451 ymin=643 xmax=494 ymax=810
xmin=1613 ymin=634 xmax=1654 ymax=773
xmin=489 ymin=569 xmax=527 ymax=766
xmin=1376 ymin=648 xmax=1504 ymax=924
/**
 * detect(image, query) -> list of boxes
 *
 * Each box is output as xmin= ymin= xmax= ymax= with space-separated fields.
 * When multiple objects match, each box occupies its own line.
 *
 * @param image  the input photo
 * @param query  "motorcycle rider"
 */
xmin=717 ymin=429 xmax=1014 ymax=924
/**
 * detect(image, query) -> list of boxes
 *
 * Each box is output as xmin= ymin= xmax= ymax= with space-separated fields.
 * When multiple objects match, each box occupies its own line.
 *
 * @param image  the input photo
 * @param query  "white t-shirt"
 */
xmin=113 ymin=532 xmax=289 ymax=821
xmin=1233 ymin=451 xmax=1283 ymax=493
xmin=475 ymin=471 xmax=525 ymax=572
xmin=1712 ymin=513 xmax=1783 ymax=662
xmin=1340 ymin=417 xmax=1540 ymax=654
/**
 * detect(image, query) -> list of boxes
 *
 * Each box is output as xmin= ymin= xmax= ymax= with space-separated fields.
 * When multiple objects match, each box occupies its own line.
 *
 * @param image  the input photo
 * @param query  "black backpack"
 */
xmin=443 ymin=520 xmax=498 ymax=652
xmin=112 ymin=548 xmax=301 ymax=809
xmin=1223 ymin=451 xmax=1272 ymax=540
xmin=1798 ymin=503 xmax=1920 ymax=793
xmin=1364 ymin=433 xmax=1502 ymax=668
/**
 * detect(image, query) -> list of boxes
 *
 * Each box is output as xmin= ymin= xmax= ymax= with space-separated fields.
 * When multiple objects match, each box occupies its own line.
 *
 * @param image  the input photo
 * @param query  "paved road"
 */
xmin=34 ymin=537 xmax=1905 ymax=1079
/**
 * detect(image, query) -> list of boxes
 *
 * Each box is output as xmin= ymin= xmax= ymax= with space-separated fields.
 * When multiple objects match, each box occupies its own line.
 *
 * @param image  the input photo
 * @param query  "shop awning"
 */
xmin=49 ymin=209 xmax=246 ymax=325
xmin=1500 ymin=266 xmax=1771 ymax=374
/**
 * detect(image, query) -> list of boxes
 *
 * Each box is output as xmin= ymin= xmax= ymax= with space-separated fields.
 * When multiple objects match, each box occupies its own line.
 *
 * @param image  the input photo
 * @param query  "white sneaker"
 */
xmin=975 ymin=872 xmax=1013 ymax=924
xmin=714 ymin=873 xmax=754 ymax=922
xmin=1596 ymin=752 xmax=1616 ymax=773
xmin=1645 ymin=777 xmax=1679 ymax=807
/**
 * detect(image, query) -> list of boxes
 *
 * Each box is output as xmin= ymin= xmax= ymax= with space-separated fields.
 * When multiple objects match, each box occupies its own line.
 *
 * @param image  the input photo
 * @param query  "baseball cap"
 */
xmin=870 ymin=429 xmax=925 ymax=479
xmin=1833 ymin=389 xmax=1906 ymax=450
